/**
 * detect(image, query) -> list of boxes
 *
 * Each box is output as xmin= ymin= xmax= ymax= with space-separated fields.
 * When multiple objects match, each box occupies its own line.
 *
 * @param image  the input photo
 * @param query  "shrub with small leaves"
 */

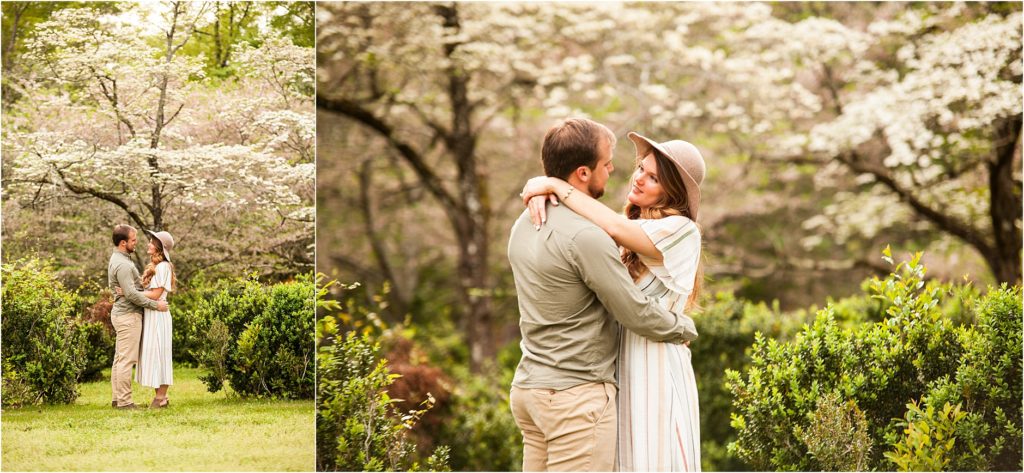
xmin=435 ymin=343 xmax=523 ymax=472
xmin=316 ymin=277 xmax=450 ymax=472
xmin=194 ymin=273 xmax=314 ymax=398
xmin=918 ymin=284 xmax=1023 ymax=471
xmin=885 ymin=401 xmax=967 ymax=471
xmin=197 ymin=319 xmax=231 ymax=393
xmin=796 ymin=392 xmax=872 ymax=471
xmin=317 ymin=331 xmax=450 ymax=472
xmin=73 ymin=320 xmax=115 ymax=382
xmin=689 ymin=292 xmax=812 ymax=470
xmin=1 ymin=258 xmax=87 ymax=406
xmin=726 ymin=250 xmax=1015 ymax=471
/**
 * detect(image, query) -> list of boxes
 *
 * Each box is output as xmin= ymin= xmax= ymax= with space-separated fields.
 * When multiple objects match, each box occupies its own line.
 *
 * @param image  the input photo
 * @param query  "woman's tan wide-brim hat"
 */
xmin=144 ymin=230 xmax=175 ymax=263
xmin=627 ymin=131 xmax=706 ymax=220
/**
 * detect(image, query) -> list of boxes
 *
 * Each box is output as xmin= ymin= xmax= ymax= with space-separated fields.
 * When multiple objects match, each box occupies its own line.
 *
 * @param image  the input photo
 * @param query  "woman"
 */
xmin=521 ymin=132 xmax=705 ymax=471
xmin=119 ymin=230 xmax=177 ymax=408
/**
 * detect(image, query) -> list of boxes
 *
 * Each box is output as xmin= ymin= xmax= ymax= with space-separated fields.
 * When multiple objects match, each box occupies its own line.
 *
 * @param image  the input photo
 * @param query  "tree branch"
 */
xmin=316 ymin=94 xmax=462 ymax=212
xmin=49 ymin=160 xmax=148 ymax=229
xmin=836 ymin=150 xmax=994 ymax=257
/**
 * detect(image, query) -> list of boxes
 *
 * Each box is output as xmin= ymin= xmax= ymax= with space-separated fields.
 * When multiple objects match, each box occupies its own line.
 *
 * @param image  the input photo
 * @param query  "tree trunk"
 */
xmin=357 ymin=159 xmax=411 ymax=318
xmin=2 ymin=3 xmax=27 ymax=72
xmin=317 ymin=3 xmax=499 ymax=372
xmin=986 ymin=114 xmax=1023 ymax=284
xmin=439 ymin=3 xmax=495 ymax=372
xmin=212 ymin=4 xmax=223 ymax=69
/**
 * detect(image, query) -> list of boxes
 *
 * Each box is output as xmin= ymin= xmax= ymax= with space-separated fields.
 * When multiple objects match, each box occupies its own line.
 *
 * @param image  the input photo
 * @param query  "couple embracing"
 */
xmin=508 ymin=118 xmax=706 ymax=472
xmin=108 ymin=224 xmax=177 ymax=409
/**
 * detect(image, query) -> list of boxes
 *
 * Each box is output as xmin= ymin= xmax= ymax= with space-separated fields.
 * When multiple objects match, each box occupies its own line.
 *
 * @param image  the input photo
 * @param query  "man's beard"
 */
xmin=588 ymin=181 xmax=605 ymax=199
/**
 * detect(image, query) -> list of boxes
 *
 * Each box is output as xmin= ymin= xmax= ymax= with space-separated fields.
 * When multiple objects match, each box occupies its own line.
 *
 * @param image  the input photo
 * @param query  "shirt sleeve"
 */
xmin=152 ymin=262 xmax=173 ymax=292
xmin=570 ymin=226 xmax=698 ymax=343
xmin=116 ymin=263 xmax=160 ymax=310
xmin=637 ymin=215 xmax=701 ymax=297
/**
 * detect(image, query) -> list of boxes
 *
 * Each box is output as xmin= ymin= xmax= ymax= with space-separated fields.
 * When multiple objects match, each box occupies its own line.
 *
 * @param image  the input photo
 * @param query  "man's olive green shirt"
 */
xmin=108 ymin=249 xmax=160 ymax=316
xmin=507 ymin=205 xmax=698 ymax=390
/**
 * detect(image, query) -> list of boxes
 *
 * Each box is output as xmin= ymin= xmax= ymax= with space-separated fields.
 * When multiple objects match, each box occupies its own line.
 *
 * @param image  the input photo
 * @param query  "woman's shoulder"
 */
xmin=638 ymin=214 xmax=698 ymax=233
xmin=156 ymin=261 xmax=172 ymax=271
xmin=661 ymin=214 xmax=695 ymax=226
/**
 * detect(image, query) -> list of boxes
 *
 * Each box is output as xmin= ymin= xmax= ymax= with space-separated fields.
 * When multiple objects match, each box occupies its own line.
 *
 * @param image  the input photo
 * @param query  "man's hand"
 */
xmin=157 ymin=301 xmax=168 ymax=312
xmin=114 ymin=287 xmax=123 ymax=296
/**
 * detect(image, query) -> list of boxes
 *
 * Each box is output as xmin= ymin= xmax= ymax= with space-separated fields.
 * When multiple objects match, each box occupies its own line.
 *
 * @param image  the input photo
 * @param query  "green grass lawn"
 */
xmin=1 ymin=366 xmax=314 ymax=471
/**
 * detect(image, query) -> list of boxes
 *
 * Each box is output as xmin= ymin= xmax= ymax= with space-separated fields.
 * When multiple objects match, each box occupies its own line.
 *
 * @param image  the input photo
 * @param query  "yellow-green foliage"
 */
xmin=727 ymin=252 xmax=1022 ymax=471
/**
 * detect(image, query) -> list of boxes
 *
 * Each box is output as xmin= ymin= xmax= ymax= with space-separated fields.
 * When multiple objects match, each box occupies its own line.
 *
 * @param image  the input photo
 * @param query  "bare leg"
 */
xmin=150 ymin=385 xmax=170 ymax=407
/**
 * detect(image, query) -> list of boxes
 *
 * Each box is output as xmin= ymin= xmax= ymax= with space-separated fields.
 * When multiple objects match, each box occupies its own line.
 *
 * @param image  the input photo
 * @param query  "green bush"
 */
xmin=689 ymin=292 xmax=811 ymax=470
xmin=195 ymin=273 xmax=314 ymax=399
xmin=74 ymin=320 xmax=114 ymax=382
xmin=913 ymin=284 xmax=1023 ymax=471
xmin=230 ymin=279 xmax=315 ymax=397
xmin=76 ymin=289 xmax=116 ymax=382
xmin=885 ymin=401 xmax=967 ymax=471
xmin=316 ymin=277 xmax=450 ymax=472
xmin=726 ymin=252 xmax=1021 ymax=471
xmin=1 ymin=258 xmax=87 ymax=406
xmin=796 ymin=392 xmax=872 ymax=471
xmin=435 ymin=343 xmax=523 ymax=472
xmin=1 ymin=358 xmax=36 ymax=408
xmin=169 ymin=273 xmax=228 ymax=366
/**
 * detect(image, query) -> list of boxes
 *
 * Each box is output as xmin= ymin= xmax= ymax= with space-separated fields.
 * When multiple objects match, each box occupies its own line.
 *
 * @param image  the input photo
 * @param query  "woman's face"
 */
xmin=626 ymin=153 xmax=666 ymax=209
xmin=147 ymin=240 xmax=157 ymax=257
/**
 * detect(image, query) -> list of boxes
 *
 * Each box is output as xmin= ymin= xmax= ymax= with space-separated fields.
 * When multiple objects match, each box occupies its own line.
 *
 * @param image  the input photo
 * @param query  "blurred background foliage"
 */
xmin=315 ymin=2 xmax=1021 ymax=471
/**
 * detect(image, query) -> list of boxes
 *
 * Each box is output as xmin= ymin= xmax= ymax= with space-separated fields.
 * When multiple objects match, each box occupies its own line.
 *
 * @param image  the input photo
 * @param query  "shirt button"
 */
xmin=549 ymin=390 xmax=556 ymax=394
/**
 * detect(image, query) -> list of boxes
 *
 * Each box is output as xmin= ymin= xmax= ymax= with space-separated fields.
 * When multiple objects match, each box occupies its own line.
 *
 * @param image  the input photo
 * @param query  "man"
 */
xmin=507 ymin=118 xmax=698 ymax=471
xmin=108 ymin=224 xmax=167 ymax=409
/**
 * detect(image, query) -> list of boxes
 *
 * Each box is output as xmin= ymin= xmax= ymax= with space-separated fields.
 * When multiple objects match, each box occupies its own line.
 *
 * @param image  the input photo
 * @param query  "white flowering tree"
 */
xmin=317 ymin=2 xmax=604 ymax=370
xmin=566 ymin=3 xmax=1022 ymax=284
xmin=316 ymin=2 xmax=1020 ymax=372
xmin=2 ymin=2 xmax=314 ymax=282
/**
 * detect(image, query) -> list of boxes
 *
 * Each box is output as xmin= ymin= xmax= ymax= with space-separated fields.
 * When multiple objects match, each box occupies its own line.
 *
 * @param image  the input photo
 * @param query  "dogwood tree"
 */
xmin=316 ymin=3 xmax=1020 ymax=372
xmin=2 ymin=2 xmax=314 ymax=280
xmin=317 ymin=2 xmax=609 ymax=370
xmin=570 ymin=3 xmax=1022 ymax=284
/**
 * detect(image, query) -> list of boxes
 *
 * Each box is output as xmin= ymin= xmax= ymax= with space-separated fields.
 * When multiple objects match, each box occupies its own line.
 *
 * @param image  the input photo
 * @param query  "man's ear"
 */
xmin=572 ymin=165 xmax=591 ymax=183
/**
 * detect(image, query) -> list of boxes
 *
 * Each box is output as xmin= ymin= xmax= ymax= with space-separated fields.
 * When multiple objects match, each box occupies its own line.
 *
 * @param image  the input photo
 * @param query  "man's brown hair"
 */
xmin=541 ymin=118 xmax=616 ymax=181
xmin=112 ymin=224 xmax=134 ymax=247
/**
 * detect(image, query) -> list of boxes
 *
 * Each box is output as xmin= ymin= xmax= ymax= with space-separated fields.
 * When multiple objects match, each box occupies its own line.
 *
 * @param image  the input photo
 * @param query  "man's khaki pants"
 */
xmin=111 ymin=312 xmax=142 ymax=407
xmin=510 ymin=382 xmax=617 ymax=471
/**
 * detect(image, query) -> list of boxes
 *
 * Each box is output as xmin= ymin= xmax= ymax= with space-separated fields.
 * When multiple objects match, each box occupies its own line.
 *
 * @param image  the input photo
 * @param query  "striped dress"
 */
xmin=137 ymin=261 xmax=174 ymax=388
xmin=617 ymin=215 xmax=701 ymax=472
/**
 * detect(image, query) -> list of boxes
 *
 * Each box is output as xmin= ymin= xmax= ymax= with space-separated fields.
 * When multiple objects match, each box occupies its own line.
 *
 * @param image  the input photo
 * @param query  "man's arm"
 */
xmin=571 ymin=227 xmax=697 ymax=343
xmin=115 ymin=263 xmax=162 ymax=311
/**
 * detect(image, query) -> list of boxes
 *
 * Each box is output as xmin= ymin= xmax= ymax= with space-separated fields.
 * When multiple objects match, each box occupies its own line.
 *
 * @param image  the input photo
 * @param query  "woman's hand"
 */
xmin=521 ymin=176 xmax=558 ymax=228
xmin=527 ymin=194 xmax=559 ymax=228
xmin=522 ymin=176 xmax=558 ymax=204
xmin=114 ymin=287 xmax=123 ymax=296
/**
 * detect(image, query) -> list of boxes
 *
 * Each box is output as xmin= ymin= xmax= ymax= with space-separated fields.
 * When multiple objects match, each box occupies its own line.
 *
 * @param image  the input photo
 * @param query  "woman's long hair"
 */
xmin=621 ymin=150 xmax=703 ymax=309
xmin=141 ymin=238 xmax=177 ymax=293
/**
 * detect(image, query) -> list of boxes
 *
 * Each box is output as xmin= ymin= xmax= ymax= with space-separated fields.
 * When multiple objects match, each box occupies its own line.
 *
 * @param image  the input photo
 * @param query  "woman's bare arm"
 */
xmin=522 ymin=176 xmax=661 ymax=260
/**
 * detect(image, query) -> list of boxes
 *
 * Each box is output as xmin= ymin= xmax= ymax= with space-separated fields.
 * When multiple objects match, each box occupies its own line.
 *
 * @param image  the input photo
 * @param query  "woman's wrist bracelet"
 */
xmin=562 ymin=186 xmax=574 ymax=201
